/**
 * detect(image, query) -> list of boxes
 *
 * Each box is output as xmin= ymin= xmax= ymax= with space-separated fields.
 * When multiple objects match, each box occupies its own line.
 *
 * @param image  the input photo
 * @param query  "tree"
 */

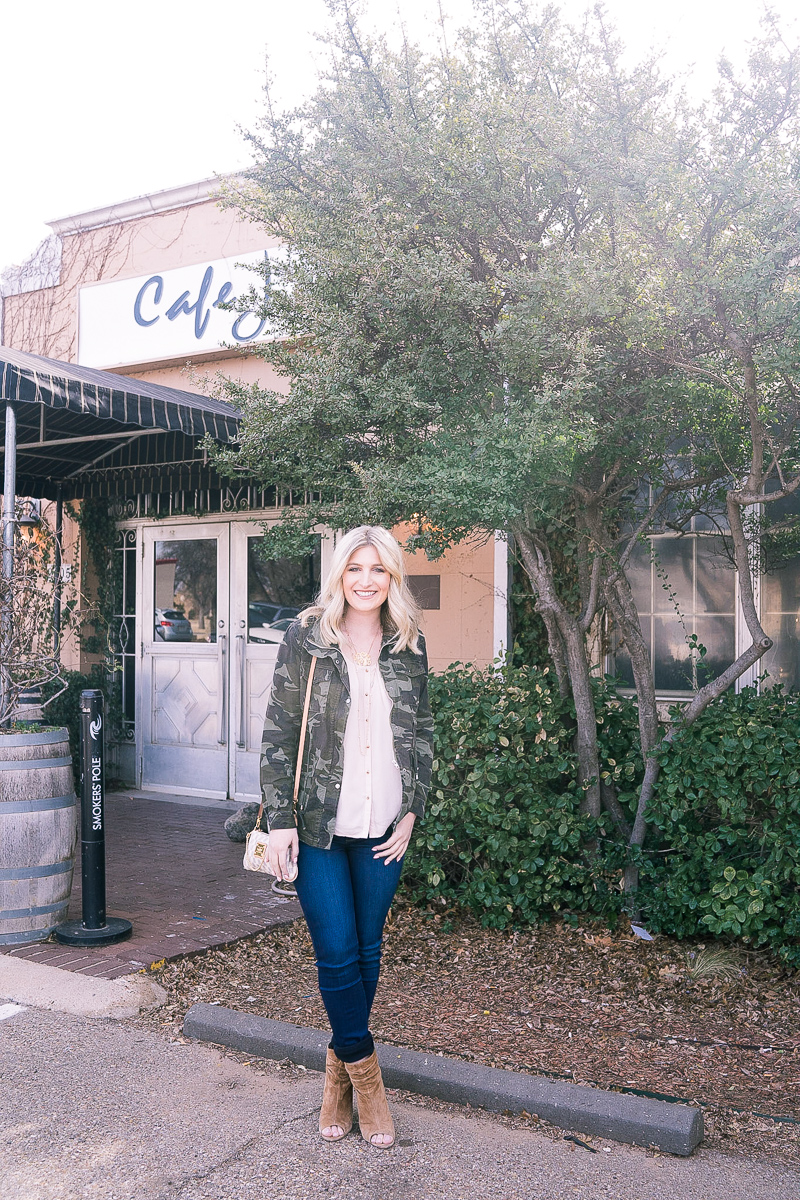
xmin=214 ymin=2 xmax=800 ymax=901
xmin=607 ymin=18 xmax=800 ymax=862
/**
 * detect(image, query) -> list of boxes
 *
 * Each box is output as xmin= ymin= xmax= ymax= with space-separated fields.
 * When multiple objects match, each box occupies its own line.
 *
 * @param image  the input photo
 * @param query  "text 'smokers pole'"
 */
xmin=55 ymin=690 xmax=132 ymax=946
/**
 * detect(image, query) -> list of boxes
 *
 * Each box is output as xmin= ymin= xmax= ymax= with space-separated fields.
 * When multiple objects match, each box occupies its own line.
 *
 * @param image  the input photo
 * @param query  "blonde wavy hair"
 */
xmin=300 ymin=526 xmax=422 ymax=653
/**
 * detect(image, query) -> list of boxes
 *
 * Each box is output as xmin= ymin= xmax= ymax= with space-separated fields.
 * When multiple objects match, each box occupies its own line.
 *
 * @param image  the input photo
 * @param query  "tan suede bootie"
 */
xmin=319 ymin=1049 xmax=353 ymax=1141
xmin=344 ymin=1051 xmax=395 ymax=1148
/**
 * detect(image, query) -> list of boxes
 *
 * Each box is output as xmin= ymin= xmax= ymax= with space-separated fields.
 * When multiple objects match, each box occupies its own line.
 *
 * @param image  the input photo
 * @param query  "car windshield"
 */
xmin=161 ymin=610 xmax=184 ymax=620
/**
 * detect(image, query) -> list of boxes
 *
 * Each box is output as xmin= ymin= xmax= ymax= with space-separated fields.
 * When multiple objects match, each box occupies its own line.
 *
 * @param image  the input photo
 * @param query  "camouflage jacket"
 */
xmin=260 ymin=618 xmax=433 ymax=848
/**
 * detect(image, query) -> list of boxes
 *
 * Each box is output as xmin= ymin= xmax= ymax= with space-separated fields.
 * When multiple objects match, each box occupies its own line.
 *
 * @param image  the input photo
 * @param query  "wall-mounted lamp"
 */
xmin=18 ymin=497 xmax=41 ymax=540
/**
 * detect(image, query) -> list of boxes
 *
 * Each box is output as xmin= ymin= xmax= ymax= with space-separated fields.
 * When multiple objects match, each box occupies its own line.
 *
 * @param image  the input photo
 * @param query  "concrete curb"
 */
xmin=0 ymin=956 xmax=167 ymax=1019
xmin=183 ymin=1003 xmax=703 ymax=1156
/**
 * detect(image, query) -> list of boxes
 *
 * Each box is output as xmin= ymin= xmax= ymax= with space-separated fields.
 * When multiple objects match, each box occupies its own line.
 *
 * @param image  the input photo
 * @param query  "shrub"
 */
xmin=639 ymin=687 xmax=800 ymax=966
xmin=404 ymin=667 xmax=800 ymax=964
xmin=401 ymin=662 xmax=620 ymax=927
xmin=41 ymin=668 xmax=106 ymax=787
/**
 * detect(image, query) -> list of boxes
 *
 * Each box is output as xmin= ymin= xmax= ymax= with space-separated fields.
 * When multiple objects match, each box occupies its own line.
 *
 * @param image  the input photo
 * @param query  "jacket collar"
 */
xmin=302 ymin=617 xmax=396 ymax=660
xmin=303 ymin=619 xmax=338 ymax=660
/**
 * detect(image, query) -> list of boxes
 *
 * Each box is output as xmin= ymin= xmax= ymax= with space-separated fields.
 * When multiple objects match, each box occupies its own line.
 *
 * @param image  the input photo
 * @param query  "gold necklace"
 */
xmin=342 ymin=625 xmax=381 ymax=667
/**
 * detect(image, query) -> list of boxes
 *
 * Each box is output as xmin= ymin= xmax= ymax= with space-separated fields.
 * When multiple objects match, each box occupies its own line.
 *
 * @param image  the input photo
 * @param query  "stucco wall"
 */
xmin=395 ymin=524 xmax=496 ymax=673
xmin=3 ymin=191 xmax=500 ymax=673
xmin=3 ymin=195 xmax=277 ymax=372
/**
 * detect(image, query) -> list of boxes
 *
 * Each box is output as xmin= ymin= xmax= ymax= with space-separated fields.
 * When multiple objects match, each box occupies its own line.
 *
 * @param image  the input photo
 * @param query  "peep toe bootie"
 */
xmin=319 ymin=1049 xmax=353 ymax=1141
xmin=344 ymin=1051 xmax=395 ymax=1148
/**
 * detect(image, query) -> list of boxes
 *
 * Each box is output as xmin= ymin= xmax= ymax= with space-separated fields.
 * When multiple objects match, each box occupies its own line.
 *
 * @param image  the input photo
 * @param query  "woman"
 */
xmin=260 ymin=525 xmax=433 ymax=1148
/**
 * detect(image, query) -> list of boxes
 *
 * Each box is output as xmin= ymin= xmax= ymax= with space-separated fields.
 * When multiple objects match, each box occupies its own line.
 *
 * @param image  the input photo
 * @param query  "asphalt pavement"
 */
xmin=2 ymin=1003 xmax=798 ymax=1200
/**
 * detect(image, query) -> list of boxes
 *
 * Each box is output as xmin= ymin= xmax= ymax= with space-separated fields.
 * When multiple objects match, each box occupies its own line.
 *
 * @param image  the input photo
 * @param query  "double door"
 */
xmin=139 ymin=521 xmax=318 ymax=801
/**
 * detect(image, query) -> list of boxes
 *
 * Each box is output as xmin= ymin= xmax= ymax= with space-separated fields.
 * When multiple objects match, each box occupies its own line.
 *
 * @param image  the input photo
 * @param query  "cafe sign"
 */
xmin=78 ymin=249 xmax=282 ymax=368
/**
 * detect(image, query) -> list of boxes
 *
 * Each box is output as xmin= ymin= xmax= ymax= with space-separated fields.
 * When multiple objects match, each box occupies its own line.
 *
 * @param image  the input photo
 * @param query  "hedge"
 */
xmin=642 ymin=687 xmax=800 ymax=965
xmin=402 ymin=662 xmax=621 ymax=926
xmin=41 ymin=667 xmax=107 ymax=788
xmin=402 ymin=663 xmax=800 ymax=966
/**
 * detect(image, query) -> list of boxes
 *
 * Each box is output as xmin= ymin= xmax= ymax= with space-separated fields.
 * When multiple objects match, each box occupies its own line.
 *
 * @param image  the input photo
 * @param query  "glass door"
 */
xmin=228 ymin=526 xmax=321 ymax=801
xmin=140 ymin=523 xmax=230 ymax=798
xmin=139 ymin=521 xmax=320 ymax=800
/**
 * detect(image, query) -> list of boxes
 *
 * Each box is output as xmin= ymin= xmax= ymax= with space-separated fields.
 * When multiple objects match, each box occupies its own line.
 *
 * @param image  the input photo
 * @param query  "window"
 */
xmin=154 ymin=539 xmax=217 ymax=643
xmin=615 ymin=493 xmax=800 ymax=694
xmin=757 ymin=486 xmax=800 ymax=691
xmin=113 ymin=529 xmax=136 ymax=740
xmin=614 ymin=527 xmax=737 ymax=696
xmin=760 ymin=561 xmax=800 ymax=690
xmin=408 ymin=574 xmax=441 ymax=610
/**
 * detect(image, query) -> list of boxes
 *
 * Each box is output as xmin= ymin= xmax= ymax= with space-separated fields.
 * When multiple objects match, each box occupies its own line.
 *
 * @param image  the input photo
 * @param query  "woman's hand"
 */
xmin=373 ymin=812 xmax=416 ymax=865
xmin=267 ymin=827 xmax=299 ymax=881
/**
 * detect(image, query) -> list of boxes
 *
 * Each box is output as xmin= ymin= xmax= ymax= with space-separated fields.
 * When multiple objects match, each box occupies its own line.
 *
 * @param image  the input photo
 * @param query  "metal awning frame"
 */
xmin=0 ymin=347 xmax=243 ymax=721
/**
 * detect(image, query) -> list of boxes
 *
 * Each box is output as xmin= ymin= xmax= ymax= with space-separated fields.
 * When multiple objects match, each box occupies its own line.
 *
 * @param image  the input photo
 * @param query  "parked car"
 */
xmin=249 ymin=617 xmax=294 ymax=644
xmin=248 ymin=603 xmax=300 ymax=627
xmin=154 ymin=608 xmax=194 ymax=641
xmin=248 ymin=602 xmax=282 ymax=627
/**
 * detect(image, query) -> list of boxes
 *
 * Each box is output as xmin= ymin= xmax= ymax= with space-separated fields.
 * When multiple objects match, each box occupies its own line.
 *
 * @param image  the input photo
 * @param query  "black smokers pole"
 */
xmin=55 ymin=690 xmax=133 ymax=946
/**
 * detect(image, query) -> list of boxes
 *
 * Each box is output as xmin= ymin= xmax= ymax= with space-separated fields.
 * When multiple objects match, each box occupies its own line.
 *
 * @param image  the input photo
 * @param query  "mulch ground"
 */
xmin=141 ymin=902 xmax=800 ymax=1163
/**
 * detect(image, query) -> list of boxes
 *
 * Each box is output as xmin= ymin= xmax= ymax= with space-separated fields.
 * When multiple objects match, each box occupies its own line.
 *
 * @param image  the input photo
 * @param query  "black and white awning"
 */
xmin=0 ymin=346 xmax=242 ymax=499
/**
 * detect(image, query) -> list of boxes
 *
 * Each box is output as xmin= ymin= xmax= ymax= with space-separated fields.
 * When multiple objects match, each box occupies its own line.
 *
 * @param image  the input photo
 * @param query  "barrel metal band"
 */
xmin=0 ymin=861 xmax=73 ymax=881
xmin=0 ymin=757 xmax=72 ymax=771
xmin=0 ymin=794 xmax=76 ymax=814
xmin=0 ymin=901 xmax=69 ymax=919
xmin=0 ymin=730 xmax=67 ymax=748
xmin=0 ymin=928 xmax=56 ymax=946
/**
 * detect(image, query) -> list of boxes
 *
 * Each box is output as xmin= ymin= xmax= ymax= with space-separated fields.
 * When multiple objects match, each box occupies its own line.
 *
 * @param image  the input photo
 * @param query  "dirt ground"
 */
xmin=142 ymin=902 xmax=800 ymax=1164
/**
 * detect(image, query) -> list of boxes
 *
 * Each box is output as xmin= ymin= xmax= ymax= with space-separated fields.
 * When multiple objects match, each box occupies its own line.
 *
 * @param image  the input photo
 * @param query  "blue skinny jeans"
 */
xmin=294 ymin=832 xmax=403 ymax=1064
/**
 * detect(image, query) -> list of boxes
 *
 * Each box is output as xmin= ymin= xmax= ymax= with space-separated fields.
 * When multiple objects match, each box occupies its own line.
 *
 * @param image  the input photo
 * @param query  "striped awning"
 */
xmin=0 ymin=346 xmax=242 ymax=499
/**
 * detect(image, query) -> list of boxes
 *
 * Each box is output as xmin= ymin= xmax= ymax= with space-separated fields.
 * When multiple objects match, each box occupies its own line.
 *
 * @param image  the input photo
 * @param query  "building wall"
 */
xmin=397 ymin=526 xmax=496 ymax=673
xmin=38 ymin=498 xmax=83 ymax=675
xmin=3 ymin=187 xmax=277 ymax=377
xmin=2 ymin=183 xmax=500 ymax=679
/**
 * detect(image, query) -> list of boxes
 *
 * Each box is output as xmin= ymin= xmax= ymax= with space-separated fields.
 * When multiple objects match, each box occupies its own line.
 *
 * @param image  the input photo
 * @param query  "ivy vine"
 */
xmin=68 ymin=498 xmax=125 ymax=737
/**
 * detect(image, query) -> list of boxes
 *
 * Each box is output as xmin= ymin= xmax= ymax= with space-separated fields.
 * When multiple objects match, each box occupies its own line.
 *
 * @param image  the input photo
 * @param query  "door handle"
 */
xmin=236 ymin=634 xmax=246 ymax=748
xmin=218 ymin=634 xmax=228 ymax=745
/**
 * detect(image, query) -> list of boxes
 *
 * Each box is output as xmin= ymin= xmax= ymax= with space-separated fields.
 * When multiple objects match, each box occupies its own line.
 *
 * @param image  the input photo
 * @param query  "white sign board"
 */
xmin=78 ymin=249 xmax=282 ymax=368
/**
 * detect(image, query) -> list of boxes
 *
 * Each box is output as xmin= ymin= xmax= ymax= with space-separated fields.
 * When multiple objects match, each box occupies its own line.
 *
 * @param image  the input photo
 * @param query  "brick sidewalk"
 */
xmin=1 ymin=795 xmax=301 ymax=979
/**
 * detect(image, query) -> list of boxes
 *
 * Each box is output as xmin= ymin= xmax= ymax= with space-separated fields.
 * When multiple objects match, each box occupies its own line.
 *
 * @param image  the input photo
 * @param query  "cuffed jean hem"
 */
xmin=331 ymin=1032 xmax=374 ymax=1064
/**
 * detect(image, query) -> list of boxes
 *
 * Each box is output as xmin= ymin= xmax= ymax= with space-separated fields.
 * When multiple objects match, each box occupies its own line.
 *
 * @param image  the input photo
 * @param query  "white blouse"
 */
xmin=334 ymin=644 xmax=403 ymax=838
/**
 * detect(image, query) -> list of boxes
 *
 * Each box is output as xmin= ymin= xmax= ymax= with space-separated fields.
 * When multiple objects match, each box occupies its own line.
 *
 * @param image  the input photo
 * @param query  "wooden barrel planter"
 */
xmin=0 ymin=728 xmax=78 ymax=946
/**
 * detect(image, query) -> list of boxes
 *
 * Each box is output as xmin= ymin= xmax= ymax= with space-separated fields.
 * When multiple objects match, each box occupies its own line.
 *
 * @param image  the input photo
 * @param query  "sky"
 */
xmin=1 ymin=0 xmax=798 ymax=276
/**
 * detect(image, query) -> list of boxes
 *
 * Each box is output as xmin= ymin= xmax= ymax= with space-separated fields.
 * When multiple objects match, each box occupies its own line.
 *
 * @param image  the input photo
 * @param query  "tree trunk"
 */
xmin=603 ymin=566 xmax=662 ymax=898
xmin=514 ymin=526 xmax=602 ymax=818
